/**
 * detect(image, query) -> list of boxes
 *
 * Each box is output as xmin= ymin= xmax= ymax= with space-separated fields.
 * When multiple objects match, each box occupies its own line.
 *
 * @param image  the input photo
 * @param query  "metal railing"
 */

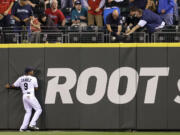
xmin=154 ymin=32 xmax=180 ymax=43
xmin=0 ymin=26 xmax=179 ymax=43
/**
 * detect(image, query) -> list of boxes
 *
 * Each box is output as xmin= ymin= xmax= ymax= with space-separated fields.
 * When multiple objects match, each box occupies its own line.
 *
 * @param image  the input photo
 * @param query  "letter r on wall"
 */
xmin=45 ymin=68 xmax=77 ymax=104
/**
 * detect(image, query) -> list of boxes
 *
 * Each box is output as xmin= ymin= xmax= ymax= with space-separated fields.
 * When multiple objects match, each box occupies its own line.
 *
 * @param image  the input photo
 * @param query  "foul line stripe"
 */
xmin=0 ymin=43 xmax=180 ymax=48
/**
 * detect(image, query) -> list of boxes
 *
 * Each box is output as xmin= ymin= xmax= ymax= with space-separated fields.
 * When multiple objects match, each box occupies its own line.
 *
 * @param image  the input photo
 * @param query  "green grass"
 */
xmin=0 ymin=131 xmax=180 ymax=135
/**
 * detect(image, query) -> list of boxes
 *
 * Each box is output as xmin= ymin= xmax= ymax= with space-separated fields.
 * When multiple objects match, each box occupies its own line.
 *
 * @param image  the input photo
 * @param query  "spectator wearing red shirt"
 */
xmin=45 ymin=0 xmax=66 ymax=26
xmin=83 ymin=0 xmax=105 ymax=27
xmin=0 ymin=0 xmax=14 ymax=27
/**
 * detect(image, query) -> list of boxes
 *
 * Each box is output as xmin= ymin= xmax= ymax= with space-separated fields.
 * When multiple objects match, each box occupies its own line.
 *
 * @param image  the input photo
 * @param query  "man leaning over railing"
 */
xmin=103 ymin=0 xmax=123 ymax=25
xmin=125 ymin=7 xmax=165 ymax=36
xmin=106 ymin=9 xmax=123 ymax=41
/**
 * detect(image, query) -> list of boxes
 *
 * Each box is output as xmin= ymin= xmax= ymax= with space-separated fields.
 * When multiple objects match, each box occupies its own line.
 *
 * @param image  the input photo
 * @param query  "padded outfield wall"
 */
xmin=0 ymin=43 xmax=180 ymax=130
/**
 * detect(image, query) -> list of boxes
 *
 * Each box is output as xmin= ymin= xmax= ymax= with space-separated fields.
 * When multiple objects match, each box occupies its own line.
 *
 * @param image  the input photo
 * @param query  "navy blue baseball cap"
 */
xmin=25 ymin=67 xmax=34 ymax=74
xmin=75 ymin=0 xmax=81 ymax=5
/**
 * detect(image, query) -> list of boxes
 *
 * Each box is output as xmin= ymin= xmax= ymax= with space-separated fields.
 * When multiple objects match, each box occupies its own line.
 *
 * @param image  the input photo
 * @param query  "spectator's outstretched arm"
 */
xmin=106 ymin=24 xmax=113 ymax=33
xmin=125 ymin=23 xmax=133 ymax=33
xmin=117 ymin=25 xmax=122 ymax=35
xmin=4 ymin=1 xmax=14 ymax=16
xmin=125 ymin=24 xmax=140 ymax=36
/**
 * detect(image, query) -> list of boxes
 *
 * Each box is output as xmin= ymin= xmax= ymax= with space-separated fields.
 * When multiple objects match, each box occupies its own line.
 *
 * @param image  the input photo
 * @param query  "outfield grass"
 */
xmin=0 ymin=131 xmax=180 ymax=135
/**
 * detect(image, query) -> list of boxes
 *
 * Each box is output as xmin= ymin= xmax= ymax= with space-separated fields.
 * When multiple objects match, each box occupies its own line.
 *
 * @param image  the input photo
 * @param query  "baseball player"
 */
xmin=5 ymin=67 xmax=42 ymax=131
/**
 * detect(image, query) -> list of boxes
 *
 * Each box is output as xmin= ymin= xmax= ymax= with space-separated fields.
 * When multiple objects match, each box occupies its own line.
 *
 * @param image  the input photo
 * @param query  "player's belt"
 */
xmin=27 ymin=92 xmax=31 ymax=94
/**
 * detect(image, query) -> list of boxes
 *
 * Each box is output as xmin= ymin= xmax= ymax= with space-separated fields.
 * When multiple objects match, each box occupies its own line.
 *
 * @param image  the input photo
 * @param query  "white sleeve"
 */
xmin=34 ymin=78 xmax=38 ymax=88
xmin=99 ymin=0 xmax=105 ymax=9
xmin=13 ymin=78 xmax=21 ymax=87
xmin=138 ymin=20 xmax=147 ymax=27
xmin=82 ymin=0 xmax=89 ymax=8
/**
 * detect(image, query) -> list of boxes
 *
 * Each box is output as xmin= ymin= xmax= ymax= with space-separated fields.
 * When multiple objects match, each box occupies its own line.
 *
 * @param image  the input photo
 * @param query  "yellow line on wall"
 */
xmin=0 ymin=43 xmax=180 ymax=48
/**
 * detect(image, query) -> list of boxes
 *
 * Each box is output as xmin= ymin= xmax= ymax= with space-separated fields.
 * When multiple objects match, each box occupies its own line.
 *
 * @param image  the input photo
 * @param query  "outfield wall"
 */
xmin=0 ymin=43 xmax=180 ymax=130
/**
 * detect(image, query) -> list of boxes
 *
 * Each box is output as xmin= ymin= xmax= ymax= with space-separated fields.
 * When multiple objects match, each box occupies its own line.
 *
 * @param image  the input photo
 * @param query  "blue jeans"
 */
xmin=160 ymin=14 xmax=174 ymax=26
xmin=174 ymin=2 xmax=179 ymax=21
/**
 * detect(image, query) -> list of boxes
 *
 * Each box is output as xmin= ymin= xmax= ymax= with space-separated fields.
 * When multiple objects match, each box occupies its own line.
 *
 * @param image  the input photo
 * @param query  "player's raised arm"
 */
xmin=5 ymin=83 xmax=20 ymax=90
xmin=5 ymin=77 xmax=21 ymax=90
xmin=5 ymin=83 xmax=15 ymax=89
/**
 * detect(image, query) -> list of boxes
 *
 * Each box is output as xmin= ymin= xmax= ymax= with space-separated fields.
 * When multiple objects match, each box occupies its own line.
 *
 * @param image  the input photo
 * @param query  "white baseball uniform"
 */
xmin=13 ymin=75 xmax=42 ymax=130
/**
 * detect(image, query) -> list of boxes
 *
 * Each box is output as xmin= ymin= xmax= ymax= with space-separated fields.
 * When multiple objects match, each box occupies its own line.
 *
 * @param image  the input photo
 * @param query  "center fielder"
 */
xmin=5 ymin=67 xmax=42 ymax=131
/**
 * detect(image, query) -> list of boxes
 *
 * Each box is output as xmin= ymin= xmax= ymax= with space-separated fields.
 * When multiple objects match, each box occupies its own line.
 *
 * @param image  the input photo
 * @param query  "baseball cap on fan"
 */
xmin=25 ymin=67 xmax=34 ymax=74
xmin=75 ymin=0 xmax=81 ymax=5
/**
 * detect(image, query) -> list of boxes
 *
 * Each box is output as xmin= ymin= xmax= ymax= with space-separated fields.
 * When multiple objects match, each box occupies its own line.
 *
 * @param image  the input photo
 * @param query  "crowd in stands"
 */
xmin=0 ymin=0 xmax=179 ymax=42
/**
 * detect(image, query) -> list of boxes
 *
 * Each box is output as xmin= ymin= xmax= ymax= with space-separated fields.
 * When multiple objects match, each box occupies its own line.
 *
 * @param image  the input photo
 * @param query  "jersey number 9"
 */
xmin=24 ymin=83 xmax=28 ymax=90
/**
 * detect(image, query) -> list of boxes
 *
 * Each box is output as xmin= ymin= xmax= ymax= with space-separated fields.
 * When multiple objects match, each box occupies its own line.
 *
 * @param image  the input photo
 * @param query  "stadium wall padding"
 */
xmin=0 ymin=43 xmax=180 ymax=130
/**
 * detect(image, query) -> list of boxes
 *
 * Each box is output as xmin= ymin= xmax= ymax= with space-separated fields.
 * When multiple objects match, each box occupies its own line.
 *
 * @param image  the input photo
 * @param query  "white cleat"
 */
xmin=19 ymin=129 xmax=28 ymax=132
xmin=29 ymin=125 xmax=39 ymax=131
